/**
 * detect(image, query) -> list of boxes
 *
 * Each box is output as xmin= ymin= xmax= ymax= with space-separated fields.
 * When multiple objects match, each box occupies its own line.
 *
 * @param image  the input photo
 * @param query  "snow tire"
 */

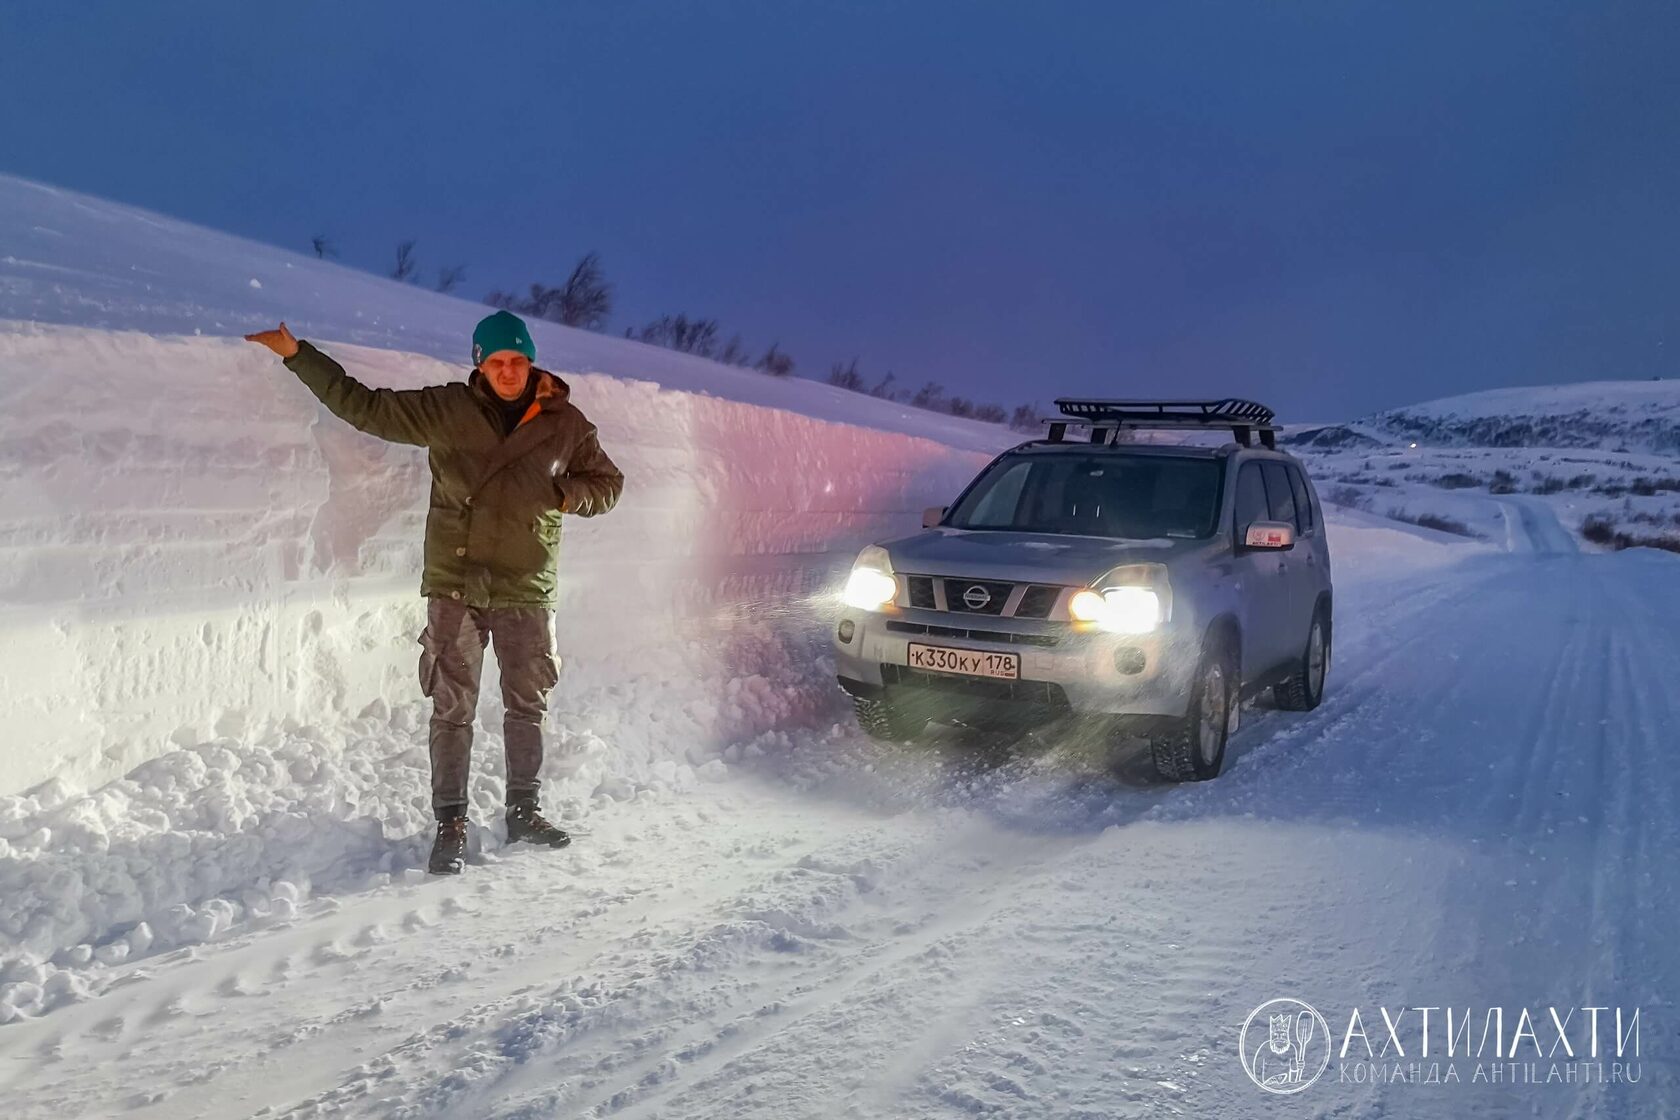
xmin=1272 ymin=608 xmax=1330 ymax=712
xmin=853 ymin=694 xmax=929 ymax=743
xmin=1150 ymin=639 xmax=1235 ymax=783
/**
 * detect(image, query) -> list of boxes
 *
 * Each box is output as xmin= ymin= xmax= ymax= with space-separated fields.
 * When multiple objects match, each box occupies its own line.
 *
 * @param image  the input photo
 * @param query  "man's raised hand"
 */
xmin=244 ymin=321 xmax=300 ymax=359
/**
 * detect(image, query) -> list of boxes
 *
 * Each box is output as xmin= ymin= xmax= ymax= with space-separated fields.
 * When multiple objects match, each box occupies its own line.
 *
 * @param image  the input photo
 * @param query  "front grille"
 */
xmin=886 ymin=620 xmax=1060 ymax=648
xmin=883 ymin=663 xmax=1070 ymax=707
xmin=901 ymin=573 xmax=1065 ymax=619
xmin=943 ymin=578 xmax=1012 ymax=615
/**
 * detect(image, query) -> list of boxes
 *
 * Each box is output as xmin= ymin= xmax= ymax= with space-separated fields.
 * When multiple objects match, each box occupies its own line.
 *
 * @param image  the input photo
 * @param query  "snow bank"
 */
xmin=0 ymin=321 xmax=999 ymax=797
xmin=0 ymin=318 xmax=1001 ymax=1018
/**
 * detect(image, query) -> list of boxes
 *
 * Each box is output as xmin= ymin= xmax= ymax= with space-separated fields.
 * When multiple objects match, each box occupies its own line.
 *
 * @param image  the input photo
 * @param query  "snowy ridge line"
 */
xmin=0 ymin=175 xmax=1012 ymax=454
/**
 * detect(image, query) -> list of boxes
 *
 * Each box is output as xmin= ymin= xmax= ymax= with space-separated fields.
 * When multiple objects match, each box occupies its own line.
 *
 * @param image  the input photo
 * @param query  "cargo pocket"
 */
xmin=417 ymin=629 xmax=445 ymax=698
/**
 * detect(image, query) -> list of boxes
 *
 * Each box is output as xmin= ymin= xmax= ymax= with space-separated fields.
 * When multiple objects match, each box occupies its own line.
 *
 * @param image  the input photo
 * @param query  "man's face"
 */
xmin=479 ymin=350 xmax=532 ymax=401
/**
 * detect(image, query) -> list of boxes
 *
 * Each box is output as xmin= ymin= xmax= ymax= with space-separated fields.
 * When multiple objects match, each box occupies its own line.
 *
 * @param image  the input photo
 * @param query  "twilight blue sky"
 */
xmin=3 ymin=1 xmax=1676 ymax=419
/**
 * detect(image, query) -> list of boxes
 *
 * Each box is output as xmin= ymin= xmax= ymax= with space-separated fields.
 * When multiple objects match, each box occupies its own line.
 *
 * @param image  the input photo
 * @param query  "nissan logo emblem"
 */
xmin=962 ymin=584 xmax=992 ymax=610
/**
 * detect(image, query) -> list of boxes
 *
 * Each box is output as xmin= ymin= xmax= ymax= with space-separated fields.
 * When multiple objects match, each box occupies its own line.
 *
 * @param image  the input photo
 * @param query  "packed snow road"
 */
xmin=3 ymin=506 xmax=1676 ymax=1119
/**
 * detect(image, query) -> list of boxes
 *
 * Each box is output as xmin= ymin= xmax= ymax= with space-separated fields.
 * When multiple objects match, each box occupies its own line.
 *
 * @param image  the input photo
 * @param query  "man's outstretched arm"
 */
xmin=555 ymin=426 xmax=624 ymax=517
xmin=246 ymin=322 xmax=444 ymax=447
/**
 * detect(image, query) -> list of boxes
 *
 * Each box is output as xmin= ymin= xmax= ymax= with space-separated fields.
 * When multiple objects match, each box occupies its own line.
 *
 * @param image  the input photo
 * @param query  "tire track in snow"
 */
xmin=0 ymin=793 xmax=869 ymax=1119
xmin=1341 ymin=548 xmax=1680 ymax=1117
xmin=277 ymin=813 xmax=1086 ymax=1119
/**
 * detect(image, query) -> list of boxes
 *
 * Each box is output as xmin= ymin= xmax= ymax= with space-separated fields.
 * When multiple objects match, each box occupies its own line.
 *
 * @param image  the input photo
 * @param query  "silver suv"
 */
xmin=833 ymin=399 xmax=1332 ymax=781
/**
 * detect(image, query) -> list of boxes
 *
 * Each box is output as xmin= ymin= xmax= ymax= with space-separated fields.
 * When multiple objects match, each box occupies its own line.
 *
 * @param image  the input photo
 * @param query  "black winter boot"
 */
xmin=506 ymin=798 xmax=571 ymax=848
xmin=428 ymin=811 xmax=469 ymax=875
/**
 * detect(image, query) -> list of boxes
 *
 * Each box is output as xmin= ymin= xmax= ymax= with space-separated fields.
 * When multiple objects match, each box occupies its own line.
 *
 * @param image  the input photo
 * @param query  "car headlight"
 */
xmin=1068 ymin=587 xmax=1161 ymax=633
xmin=1069 ymin=564 xmax=1171 ymax=634
xmin=842 ymin=546 xmax=897 ymax=611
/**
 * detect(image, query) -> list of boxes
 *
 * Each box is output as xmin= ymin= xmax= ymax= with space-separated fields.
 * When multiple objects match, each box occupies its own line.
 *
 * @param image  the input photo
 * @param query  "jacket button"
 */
xmin=450 ymin=590 xmax=461 ymax=600
xmin=464 ymin=496 xmax=473 ymax=507
xmin=455 ymin=547 xmax=466 ymax=556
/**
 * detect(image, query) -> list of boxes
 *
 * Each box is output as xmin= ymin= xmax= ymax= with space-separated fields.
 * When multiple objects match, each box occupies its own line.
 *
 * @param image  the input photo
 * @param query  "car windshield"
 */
xmin=946 ymin=453 xmax=1223 ymax=539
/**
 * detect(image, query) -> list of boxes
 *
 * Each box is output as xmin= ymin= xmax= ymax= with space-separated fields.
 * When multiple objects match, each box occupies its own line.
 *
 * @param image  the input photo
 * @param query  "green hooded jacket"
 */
xmin=284 ymin=338 xmax=623 ymax=608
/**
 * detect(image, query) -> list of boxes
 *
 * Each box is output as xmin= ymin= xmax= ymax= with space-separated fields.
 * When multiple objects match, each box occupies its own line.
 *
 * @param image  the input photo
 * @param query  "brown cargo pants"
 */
xmin=417 ymin=595 xmax=560 ymax=817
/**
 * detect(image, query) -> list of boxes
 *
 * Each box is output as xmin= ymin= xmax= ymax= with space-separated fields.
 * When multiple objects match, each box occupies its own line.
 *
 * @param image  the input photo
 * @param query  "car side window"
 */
xmin=1287 ymin=465 xmax=1315 ymax=533
xmin=1261 ymin=462 xmax=1298 ymax=529
xmin=1233 ymin=462 xmax=1269 ymax=534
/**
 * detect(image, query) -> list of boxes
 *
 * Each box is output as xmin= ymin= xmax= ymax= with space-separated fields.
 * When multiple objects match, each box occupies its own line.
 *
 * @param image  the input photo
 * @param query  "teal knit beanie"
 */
xmin=472 ymin=310 xmax=537 ymax=366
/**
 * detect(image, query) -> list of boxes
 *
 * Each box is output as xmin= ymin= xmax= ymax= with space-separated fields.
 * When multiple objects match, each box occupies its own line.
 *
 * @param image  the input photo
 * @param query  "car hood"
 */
xmin=881 ymin=528 xmax=1212 ymax=585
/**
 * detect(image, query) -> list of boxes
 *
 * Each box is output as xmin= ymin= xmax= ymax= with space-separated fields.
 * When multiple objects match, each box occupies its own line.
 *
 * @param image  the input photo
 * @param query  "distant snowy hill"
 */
xmin=1290 ymin=378 xmax=1680 ymax=454
xmin=1287 ymin=377 xmax=1680 ymax=562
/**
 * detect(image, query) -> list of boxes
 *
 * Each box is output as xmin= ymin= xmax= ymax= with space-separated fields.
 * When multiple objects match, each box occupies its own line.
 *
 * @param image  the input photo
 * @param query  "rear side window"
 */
xmin=1261 ymin=462 xmax=1298 ymax=529
xmin=1234 ymin=463 xmax=1269 ymax=533
xmin=1288 ymin=465 xmax=1316 ymax=533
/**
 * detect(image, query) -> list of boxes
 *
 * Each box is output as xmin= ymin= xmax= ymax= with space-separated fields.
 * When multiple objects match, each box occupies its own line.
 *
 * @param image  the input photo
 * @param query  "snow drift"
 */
xmin=0 ymin=169 xmax=1021 ymax=799
xmin=0 ymin=321 xmax=995 ymax=795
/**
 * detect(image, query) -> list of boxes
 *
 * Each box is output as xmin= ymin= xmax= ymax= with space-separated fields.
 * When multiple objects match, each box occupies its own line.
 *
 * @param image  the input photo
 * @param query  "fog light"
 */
xmin=837 ymin=619 xmax=856 ymax=644
xmin=1114 ymin=647 xmax=1146 ymax=675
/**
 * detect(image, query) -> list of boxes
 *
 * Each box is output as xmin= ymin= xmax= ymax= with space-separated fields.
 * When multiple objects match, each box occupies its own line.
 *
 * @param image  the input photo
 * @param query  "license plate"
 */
xmin=906 ymin=643 xmax=1020 ymax=680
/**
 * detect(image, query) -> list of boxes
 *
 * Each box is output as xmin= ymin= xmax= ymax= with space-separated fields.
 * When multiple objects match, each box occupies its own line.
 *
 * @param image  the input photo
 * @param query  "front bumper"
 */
xmin=832 ymin=602 xmax=1198 ymax=719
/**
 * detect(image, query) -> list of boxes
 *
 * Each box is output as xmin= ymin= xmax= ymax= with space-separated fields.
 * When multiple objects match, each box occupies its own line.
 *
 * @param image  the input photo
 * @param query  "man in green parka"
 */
xmin=246 ymin=311 xmax=623 ymax=874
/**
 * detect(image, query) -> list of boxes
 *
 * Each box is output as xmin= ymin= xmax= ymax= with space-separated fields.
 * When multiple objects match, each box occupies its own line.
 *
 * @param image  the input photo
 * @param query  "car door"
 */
xmin=1232 ymin=461 xmax=1293 ymax=675
xmin=1260 ymin=461 xmax=1311 ymax=664
xmin=1286 ymin=462 xmax=1330 ymax=622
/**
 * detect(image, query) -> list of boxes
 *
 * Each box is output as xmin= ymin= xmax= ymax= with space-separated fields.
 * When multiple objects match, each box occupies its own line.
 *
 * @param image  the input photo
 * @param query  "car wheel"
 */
xmin=1150 ymin=640 xmax=1234 ymax=782
xmin=1272 ymin=609 xmax=1329 ymax=712
xmin=853 ymin=694 xmax=929 ymax=743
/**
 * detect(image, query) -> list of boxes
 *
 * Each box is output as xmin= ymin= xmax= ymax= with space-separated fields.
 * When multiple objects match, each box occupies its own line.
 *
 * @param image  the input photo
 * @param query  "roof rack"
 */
xmin=1046 ymin=398 xmax=1279 ymax=449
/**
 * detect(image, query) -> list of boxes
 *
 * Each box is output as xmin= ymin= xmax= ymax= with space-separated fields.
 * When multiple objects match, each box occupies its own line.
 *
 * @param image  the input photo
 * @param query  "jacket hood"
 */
xmin=469 ymin=366 xmax=571 ymax=411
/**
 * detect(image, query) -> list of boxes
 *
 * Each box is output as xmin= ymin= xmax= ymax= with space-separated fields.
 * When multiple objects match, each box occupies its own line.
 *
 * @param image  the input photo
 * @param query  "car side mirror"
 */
xmin=922 ymin=506 xmax=948 ymax=529
xmin=1243 ymin=520 xmax=1296 ymax=550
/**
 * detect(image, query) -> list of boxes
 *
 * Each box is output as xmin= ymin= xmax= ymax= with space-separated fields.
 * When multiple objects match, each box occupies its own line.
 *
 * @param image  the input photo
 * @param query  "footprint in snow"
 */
xmin=311 ymin=940 xmax=356 ymax=965
xmin=90 ymin=1016 xmax=126 ymax=1042
xmin=216 ymin=973 xmax=264 ymax=997
xmin=144 ymin=997 xmax=188 ymax=1024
